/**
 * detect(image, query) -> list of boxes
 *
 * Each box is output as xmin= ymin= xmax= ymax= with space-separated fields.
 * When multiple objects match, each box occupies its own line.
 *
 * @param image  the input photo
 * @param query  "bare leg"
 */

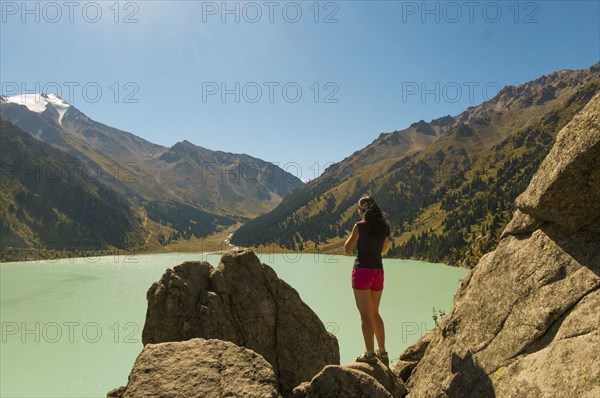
xmin=353 ymin=289 xmax=375 ymax=353
xmin=370 ymin=290 xmax=386 ymax=352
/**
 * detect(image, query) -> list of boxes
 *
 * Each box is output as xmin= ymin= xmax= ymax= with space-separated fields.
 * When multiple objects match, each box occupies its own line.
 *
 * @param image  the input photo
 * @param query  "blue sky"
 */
xmin=1 ymin=1 xmax=598 ymax=180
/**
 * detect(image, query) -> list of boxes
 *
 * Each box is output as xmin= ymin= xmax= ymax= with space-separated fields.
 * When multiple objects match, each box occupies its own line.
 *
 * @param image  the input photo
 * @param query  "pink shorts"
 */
xmin=352 ymin=267 xmax=384 ymax=291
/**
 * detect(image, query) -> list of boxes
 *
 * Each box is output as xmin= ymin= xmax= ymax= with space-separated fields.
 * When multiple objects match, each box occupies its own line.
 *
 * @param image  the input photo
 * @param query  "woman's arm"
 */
xmin=381 ymin=238 xmax=389 ymax=255
xmin=344 ymin=224 xmax=359 ymax=254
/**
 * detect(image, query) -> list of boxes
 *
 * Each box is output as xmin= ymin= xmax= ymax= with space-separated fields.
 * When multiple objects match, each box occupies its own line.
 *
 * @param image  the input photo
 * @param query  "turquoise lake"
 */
xmin=0 ymin=252 xmax=469 ymax=397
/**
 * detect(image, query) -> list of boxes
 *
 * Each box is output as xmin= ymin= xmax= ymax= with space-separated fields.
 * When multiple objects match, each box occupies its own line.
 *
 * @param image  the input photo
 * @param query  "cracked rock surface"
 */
xmin=403 ymin=92 xmax=600 ymax=398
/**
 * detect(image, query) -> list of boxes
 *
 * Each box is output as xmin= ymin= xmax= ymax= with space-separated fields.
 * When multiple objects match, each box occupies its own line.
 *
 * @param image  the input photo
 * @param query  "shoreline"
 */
xmin=0 ymin=244 xmax=457 ymax=268
xmin=0 ymin=220 xmax=469 ymax=268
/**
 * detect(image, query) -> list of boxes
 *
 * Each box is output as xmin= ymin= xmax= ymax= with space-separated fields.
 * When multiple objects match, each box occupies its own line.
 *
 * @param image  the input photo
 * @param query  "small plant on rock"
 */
xmin=432 ymin=307 xmax=447 ymax=328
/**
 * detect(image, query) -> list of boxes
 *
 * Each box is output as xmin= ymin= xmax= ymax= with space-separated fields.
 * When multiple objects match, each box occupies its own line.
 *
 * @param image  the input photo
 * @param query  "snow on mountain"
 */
xmin=1 ymin=93 xmax=71 ymax=124
xmin=46 ymin=93 xmax=71 ymax=124
xmin=2 ymin=93 xmax=49 ymax=113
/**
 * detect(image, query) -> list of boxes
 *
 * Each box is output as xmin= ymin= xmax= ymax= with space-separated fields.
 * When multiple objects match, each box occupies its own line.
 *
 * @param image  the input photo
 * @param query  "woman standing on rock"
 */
xmin=344 ymin=196 xmax=391 ymax=366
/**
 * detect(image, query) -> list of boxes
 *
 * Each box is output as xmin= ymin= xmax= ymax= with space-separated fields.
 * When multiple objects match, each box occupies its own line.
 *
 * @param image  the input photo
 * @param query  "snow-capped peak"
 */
xmin=3 ymin=93 xmax=49 ymax=113
xmin=2 ymin=93 xmax=72 ymax=125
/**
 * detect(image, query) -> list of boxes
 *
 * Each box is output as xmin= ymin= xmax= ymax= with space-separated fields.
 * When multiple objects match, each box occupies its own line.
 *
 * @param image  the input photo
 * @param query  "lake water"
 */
xmin=0 ymin=252 xmax=469 ymax=397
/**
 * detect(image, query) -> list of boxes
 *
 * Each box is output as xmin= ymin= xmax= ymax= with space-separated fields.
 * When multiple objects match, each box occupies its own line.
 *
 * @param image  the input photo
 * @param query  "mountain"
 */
xmin=231 ymin=62 xmax=600 ymax=266
xmin=0 ymin=94 xmax=303 ymax=218
xmin=150 ymin=139 xmax=302 ymax=217
xmin=0 ymin=119 xmax=146 ymax=257
xmin=0 ymin=94 xmax=303 ymax=260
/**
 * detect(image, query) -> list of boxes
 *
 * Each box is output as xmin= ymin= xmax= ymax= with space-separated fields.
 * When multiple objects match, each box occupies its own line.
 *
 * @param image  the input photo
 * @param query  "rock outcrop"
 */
xmin=107 ymin=338 xmax=282 ymax=398
xmin=402 ymin=92 xmax=600 ymax=397
xmin=291 ymin=360 xmax=407 ymax=398
xmin=140 ymin=249 xmax=340 ymax=397
xmin=515 ymin=94 xmax=600 ymax=231
xmin=391 ymin=332 xmax=434 ymax=384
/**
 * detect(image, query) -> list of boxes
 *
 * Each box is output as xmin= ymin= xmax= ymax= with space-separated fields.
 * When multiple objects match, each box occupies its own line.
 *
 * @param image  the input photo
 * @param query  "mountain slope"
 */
xmin=0 ymin=94 xmax=303 ymax=218
xmin=231 ymin=62 xmax=600 ymax=266
xmin=149 ymin=139 xmax=303 ymax=217
xmin=0 ymin=95 xmax=303 ymax=259
xmin=0 ymin=93 xmax=187 ymax=203
xmin=0 ymin=119 xmax=145 ymax=259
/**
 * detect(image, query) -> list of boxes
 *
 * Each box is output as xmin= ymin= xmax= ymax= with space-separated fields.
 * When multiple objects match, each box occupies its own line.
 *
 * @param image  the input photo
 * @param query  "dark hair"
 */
xmin=358 ymin=196 xmax=390 ymax=239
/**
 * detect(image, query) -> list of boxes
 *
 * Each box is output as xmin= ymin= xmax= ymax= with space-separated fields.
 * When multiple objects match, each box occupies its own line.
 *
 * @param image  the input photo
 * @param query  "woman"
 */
xmin=344 ymin=196 xmax=391 ymax=366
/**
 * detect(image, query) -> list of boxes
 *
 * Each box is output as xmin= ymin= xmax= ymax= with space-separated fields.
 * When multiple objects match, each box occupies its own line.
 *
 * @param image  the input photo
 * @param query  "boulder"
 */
xmin=106 ymin=338 xmax=281 ymax=398
xmin=291 ymin=361 xmax=407 ymax=398
xmin=106 ymin=387 xmax=125 ymax=398
xmin=516 ymin=92 xmax=600 ymax=231
xmin=391 ymin=332 xmax=434 ymax=384
xmin=499 ymin=208 xmax=543 ymax=239
xmin=402 ymin=92 xmax=600 ymax=397
xmin=390 ymin=360 xmax=417 ymax=384
xmin=346 ymin=362 xmax=407 ymax=398
xmin=141 ymin=249 xmax=339 ymax=397
xmin=399 ymin=332 xmax=433 ymax=362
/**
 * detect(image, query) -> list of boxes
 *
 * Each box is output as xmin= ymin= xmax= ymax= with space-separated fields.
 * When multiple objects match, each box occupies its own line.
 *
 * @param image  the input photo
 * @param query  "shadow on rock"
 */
xmin=447 ymin=351 xmax=496 ymax=398
xmin=542 ymin=223 xmax=600 ymax=278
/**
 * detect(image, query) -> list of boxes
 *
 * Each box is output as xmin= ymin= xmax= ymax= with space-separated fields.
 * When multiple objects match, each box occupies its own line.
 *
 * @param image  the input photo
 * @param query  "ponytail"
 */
xmin=358 ymin=196 xmax=390 ymax=239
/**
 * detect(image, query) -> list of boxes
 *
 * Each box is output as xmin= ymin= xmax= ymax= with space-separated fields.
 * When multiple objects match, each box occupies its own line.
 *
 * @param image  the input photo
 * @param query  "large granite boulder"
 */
xmin=402 ymin=92 xmax=600 ymax=397
xmin=516 ymin=93 xmax=600 ymax=231
xmin=107 ymin=338 xmax=282 ymax=398
xmin=291 ymin=360 xmax=407 ymax=398
xmin=141 ymin=249 xmax=339 ymax=397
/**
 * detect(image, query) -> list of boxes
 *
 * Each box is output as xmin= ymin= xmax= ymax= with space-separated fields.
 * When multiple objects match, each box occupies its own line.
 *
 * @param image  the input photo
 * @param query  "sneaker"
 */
xmin=376 ymin=350 xmax=389 ymax=367
xmin=355 ymin=351 xmax=378 ymax=364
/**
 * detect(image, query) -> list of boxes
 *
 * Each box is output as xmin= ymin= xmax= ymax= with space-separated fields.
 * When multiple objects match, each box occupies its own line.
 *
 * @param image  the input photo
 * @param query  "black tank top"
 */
xmin=353 ymin=220 xmax=387 ymax=269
